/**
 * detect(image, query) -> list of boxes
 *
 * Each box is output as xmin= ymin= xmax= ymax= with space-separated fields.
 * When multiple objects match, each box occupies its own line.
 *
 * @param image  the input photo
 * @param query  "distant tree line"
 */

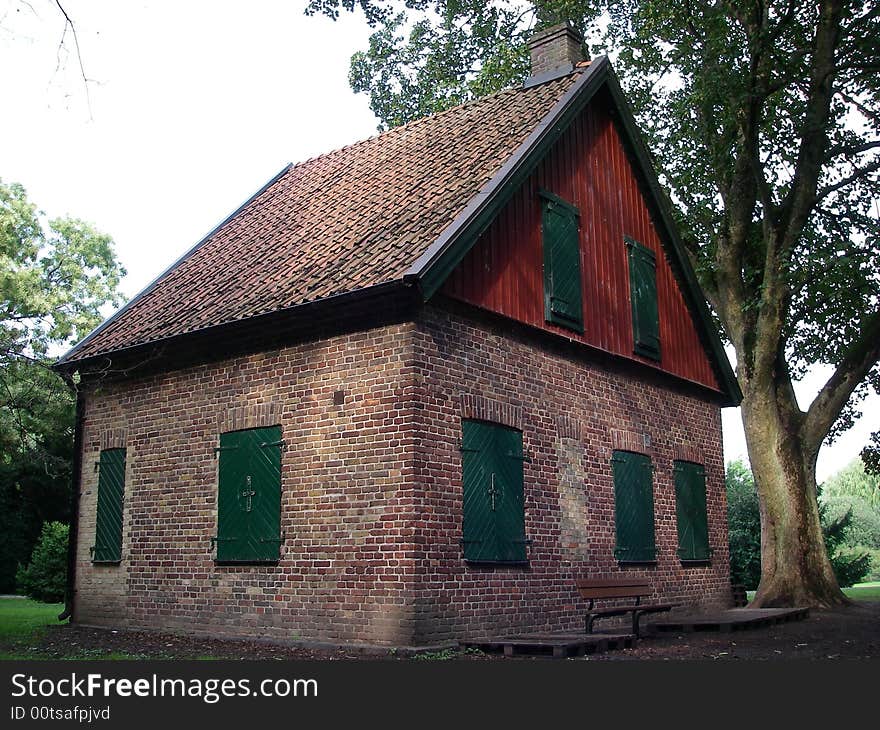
xmin=1 ymin=179 xmax=124 ymax=596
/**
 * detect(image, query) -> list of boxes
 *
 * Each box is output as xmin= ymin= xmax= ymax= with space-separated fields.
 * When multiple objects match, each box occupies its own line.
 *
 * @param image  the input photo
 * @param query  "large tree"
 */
xmin=0 ymin=179 xmax=124 ymax=591
xmin=307 ymin=0 xmax=880 ymax=607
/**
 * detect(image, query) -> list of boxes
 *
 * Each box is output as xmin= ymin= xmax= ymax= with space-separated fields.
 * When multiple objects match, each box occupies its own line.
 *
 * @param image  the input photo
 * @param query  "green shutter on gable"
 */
xmin=626 ymin=237 xmax=660 ymax=360
xmin=92 ymin=448 xmax=126 ymax=563
xmin=612 ymin=450 xmax=657 ymax=562
xmin=216 ymin=425 xmax=282 ymax=563
xmin=542 ymin=192 xmax=583 ymax=332
xmin=461 ymin=420 xmax=527 ymax=564
xmin=674 ymin=461 xmax=711 ymax=561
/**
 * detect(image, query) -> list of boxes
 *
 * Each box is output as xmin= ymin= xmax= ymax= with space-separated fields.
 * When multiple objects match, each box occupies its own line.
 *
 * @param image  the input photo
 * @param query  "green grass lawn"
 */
xmin=0 ymin=598 xmax=160 ymax=660
xmin=745 ymin=581 xmax=880 ymax=603
xmin=0 ymin=597 xmax=221 ymax=660
xmin=0 ymin=598 xmax=65 ymax=660
xmin=844 ymin=581 xmax=880 ymax=601
xmin=0 ymin=598 xmax=64 ymax=640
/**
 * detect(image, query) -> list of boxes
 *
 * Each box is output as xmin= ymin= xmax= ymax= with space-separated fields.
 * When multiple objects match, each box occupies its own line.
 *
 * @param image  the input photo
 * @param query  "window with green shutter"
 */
xmin=674 ymin=460 xmax=711 ymax=562
xmin=611 ymin=450 xmax=657 ymax=563
xmin=215 ymin=425 xmax=283 ymax=563
xmin=626 ymin=237 xmax=660 ymax=360
xmin=460 ymin=420 xmax=528 ymax=564
xmin=541 ymin=190 xmax=583 ymax=333
xmin=92 ymin=448 xmax=126 ymax=563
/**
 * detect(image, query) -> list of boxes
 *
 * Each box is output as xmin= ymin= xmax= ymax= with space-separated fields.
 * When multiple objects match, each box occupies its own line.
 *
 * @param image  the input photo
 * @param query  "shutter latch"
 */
xmin=213 ymin=445 xmax=240 ymax=457
xmin=211 ymin=536 xmax=238 ymax=546
xmin=260 ymin=439 xmax=286 ymax=450
xmin=488 ymin=473 xmax=501 ymax=512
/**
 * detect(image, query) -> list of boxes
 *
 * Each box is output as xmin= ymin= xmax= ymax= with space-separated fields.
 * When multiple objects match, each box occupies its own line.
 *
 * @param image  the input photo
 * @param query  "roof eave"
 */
xmin=54 ymin=279 xmax=416 ymax=376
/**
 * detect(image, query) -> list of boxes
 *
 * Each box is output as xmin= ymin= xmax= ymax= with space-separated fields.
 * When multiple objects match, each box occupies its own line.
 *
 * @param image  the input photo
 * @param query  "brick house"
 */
xmin=56 ymin=25 xmax=741 ymax=647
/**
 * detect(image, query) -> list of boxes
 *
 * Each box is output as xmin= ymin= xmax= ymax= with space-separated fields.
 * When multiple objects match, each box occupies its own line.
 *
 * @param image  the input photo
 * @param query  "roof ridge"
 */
xmin=286 ymin=70 xmax=584 ymax=174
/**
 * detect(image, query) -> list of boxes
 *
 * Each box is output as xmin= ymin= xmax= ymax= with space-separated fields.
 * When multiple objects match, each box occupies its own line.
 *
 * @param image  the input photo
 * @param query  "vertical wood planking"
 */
xmin=442 ymin=97 xmax=719 ymax=392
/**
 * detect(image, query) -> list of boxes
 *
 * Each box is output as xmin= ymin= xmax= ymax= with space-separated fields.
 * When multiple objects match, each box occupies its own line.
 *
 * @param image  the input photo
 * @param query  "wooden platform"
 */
xmin=648 ymin=607 xmax=809 ymax=633
xmin=460 ymin=632 xmax=635 ymax=658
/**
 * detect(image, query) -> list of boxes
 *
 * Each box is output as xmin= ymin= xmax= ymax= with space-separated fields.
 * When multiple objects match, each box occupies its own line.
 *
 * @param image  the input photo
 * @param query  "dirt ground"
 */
xmin=15 ymin=600 xmax=879 ymax=660
xmin=590 ymin=600 xmax=880 ymax=660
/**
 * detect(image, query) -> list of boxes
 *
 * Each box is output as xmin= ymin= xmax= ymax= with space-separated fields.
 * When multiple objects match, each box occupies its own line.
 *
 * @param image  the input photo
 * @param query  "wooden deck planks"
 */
xmin=460 ymin=632 xmax=635 ymax=658
xmin=648 ymin=607 xmax=809 ymax=633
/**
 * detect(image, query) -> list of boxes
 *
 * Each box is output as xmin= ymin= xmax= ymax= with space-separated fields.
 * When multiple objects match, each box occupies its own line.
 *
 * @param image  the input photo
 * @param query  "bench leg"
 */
xmin=632 ymin=610 xmax=641 ymax=638
xmin=585 ymin=614 xmax=597 ymax=634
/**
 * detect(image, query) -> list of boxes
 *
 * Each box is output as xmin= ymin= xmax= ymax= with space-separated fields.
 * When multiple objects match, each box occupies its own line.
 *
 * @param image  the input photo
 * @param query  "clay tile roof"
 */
xmin=61 ymin=71 xmax=582 ymax=364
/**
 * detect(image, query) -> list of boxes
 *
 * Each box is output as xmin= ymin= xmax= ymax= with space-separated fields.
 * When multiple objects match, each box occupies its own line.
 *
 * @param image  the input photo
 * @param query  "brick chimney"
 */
xmin=527 ymin=22 xmax=585 ymax=80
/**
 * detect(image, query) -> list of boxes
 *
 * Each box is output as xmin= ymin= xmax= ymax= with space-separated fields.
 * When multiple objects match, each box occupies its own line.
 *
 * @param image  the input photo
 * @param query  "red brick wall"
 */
xmin=74 ymin=323 xmax=419 ymax=645
xmin=409 ymin=303 xmax=730 ymax=643
xmin=73 ymin=304 xmax=730 ymax=646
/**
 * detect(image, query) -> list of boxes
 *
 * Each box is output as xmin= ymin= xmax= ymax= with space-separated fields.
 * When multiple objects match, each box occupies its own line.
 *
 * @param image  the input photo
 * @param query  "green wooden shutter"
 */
xmin=626 ymin=237 xmax=660 ymax=360
xmin=493 ymin=425 xmax=527 ymax=563
xmin=92 ymin=448 xmax=126 ymax=563
xmin=216 ymin=426 xmax=282 ymax=562
xmin=461 ymin=420 xmax=527 ymax=563
xmin=674 ymin=461 xmax=710 ymax=561
xmin=542 ymin=192 xmax=583 ymax=332
xmin=612 ymin=450 xmax=657 ymax=562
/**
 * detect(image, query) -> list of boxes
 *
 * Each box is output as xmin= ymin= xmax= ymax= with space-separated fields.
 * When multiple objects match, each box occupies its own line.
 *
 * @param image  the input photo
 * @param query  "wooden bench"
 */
xmin=576 ymin=578 xmax=678 ymax=637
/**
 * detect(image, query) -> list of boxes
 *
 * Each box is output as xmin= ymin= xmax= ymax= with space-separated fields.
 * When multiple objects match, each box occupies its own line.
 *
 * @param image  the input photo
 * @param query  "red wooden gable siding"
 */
xmin=442 ymin=95 xmax=720 ymax=393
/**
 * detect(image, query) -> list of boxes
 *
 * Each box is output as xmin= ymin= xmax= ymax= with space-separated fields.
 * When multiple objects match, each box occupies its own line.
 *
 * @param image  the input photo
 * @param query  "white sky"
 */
xmin=1 ymin=0 xmax=875 ymax=482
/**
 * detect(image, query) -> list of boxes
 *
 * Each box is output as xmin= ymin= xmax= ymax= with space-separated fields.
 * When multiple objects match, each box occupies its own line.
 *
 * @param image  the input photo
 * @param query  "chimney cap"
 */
xmin=528 ymin=21 xmax=584 ymax=46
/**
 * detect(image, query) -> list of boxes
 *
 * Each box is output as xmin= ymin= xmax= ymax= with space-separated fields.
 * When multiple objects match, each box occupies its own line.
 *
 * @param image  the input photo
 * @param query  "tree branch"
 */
xmin=823 ymin=139 xmax=880 ymax=162
xmin=777 ymin=0 xmax=845 ymax=249
xmin=750 ymin=1 xmax=846 ymax=385
xmin=816 ymin=158 xmax=880 ymax=201
xmin=802 ymin=310 xmax=880 ymax=458
xmin=835 ymin=88 xmax=880 ymax=126
xmin=54 ymin=0 xmax=92 ymax=118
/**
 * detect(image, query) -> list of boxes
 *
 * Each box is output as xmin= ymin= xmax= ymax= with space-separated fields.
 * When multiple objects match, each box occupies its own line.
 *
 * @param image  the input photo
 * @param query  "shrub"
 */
xmin=16 ymin=521 xmax=69 ymax=603
xmin=861 ymin=547 xmax=880 ymax=582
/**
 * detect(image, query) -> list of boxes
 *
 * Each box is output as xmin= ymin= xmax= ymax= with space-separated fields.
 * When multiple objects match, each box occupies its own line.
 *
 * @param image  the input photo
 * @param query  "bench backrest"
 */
xmin=575 ymin=578 xmax=652 ymax=599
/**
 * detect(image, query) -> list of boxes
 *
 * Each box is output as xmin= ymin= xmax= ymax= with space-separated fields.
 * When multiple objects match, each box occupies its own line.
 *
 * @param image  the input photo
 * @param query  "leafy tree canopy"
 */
xmin=863 ymin=431 xmax=880 ymax=476
xmin=1 ymin=180 xmax=124 ymax=366
xmin=1 ymin=178 xmax=124 ymax=449
xmin=821 ymin=458 xmax=880 ymax=509
xmin=305 ymin=1 xmax=605 ymax=130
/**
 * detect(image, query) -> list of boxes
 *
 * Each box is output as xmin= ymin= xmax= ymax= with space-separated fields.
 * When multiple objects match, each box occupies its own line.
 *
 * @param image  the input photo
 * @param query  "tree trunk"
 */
xmin=740 ymin=387 xmax=848 ymax=607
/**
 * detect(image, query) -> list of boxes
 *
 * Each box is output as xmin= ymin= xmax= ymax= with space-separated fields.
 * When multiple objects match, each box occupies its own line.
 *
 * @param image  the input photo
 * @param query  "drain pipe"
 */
xmin=58 ymin=383 xmax=85 ymax=622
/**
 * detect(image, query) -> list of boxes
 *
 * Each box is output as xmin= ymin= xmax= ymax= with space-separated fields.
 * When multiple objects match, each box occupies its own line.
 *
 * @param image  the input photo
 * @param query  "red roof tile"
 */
xmin=64 ymin=73 xmax=581 ymax=363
